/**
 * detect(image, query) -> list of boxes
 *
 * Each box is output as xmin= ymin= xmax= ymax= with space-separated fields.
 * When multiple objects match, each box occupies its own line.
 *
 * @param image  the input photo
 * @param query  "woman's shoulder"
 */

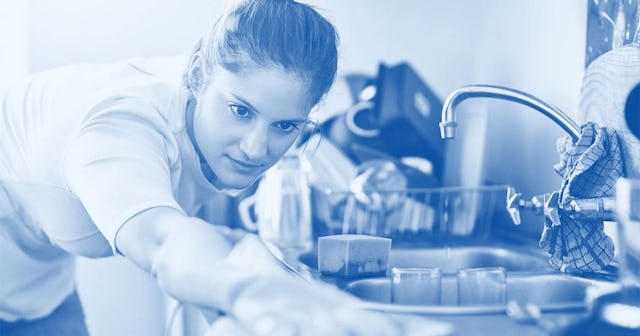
xmin=93 ymin=56 xmax=187 ymax=106
xmin=6 ymin=56 xmax=188 ymax=121
xmin=78 ymin=56 xmax=188 ymax=128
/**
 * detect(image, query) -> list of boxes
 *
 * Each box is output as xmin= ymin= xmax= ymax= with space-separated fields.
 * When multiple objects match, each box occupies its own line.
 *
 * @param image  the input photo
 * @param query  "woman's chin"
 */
xmin=210 ymin=170 xmax=260 ymax=191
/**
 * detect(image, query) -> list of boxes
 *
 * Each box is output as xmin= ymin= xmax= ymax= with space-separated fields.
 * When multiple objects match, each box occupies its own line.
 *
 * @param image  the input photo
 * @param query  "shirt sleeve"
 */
xmin=63 ymin=96 xmax=185 ymax=254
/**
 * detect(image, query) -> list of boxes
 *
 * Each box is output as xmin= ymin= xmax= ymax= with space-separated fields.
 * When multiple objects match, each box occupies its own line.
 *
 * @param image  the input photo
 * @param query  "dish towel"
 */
xmin=539 ymin=122 xmax=623 ymax=273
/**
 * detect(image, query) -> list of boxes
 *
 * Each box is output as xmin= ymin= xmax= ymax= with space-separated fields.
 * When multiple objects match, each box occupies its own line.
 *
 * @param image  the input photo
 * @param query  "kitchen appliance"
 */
xmin=324 ymin=62 xmax=446 ymax=182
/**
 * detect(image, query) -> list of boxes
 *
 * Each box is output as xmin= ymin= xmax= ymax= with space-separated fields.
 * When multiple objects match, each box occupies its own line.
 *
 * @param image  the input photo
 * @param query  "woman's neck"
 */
xmin=185 ymin=97 xmax=219 ymax=185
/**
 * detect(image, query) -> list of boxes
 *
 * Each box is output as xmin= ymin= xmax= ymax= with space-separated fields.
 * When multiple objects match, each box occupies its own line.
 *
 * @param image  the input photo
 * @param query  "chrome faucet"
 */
xmin=439 ymin=84 xmax=581 ymax=141
xmin=439 ymin=84 xmax=605 ymax=225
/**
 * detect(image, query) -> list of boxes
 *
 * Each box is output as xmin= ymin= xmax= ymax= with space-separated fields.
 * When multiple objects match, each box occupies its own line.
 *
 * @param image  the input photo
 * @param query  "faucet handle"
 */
xmin=506 ymin=187 xmax=523 ymax=225
xmin=506 ymin=187 xmax=548 ymax=225
xmin=543 ymin=191 xmax=561 ymax=226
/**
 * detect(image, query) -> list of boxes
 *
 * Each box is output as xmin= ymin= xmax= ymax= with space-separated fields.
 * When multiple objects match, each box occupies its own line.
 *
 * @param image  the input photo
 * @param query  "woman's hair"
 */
xmin=186 ymin=0 xmax=339 ymax=107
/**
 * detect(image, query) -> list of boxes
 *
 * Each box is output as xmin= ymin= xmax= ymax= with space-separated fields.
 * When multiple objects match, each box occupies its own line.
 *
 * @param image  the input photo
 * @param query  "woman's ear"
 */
xmin=187 ymin=52 xmax=205 ymax=94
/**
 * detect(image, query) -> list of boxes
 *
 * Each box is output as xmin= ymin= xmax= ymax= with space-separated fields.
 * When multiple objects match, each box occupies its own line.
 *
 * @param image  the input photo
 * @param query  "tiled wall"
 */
xmin=586 ymin=0 xmax=639 ymax=68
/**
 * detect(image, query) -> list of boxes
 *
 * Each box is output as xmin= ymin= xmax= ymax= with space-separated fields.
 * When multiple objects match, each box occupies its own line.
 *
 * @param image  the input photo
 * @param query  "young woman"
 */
xmin=0 ymin=0 xmax=440 ymax=335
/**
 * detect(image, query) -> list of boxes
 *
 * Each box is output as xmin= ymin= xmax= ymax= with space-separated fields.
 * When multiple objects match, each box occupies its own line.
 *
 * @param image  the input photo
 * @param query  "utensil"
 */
xmin=261 ymin=239 xmax=314 ymax=283
xmin=506 ymin=301 xmax=556 ymax=332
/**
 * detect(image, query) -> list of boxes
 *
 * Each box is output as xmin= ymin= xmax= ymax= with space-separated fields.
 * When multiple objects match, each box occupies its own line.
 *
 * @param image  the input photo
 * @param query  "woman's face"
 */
xmin=192 ymin=62 xmax=311 ymax=190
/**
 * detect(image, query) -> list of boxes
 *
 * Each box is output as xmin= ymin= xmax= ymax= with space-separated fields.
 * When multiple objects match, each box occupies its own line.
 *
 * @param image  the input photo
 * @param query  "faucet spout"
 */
xmin=439 ymin=84 xmax=581 ymax=141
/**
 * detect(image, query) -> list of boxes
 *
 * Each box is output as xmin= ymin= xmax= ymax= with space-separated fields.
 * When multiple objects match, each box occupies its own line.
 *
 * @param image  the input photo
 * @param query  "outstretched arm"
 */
xmin=115 ymin=206 xmax=275 ymax=310
xmin=63 ymin=100 xmax=449 ymax=335
xmin=117 ymin=207 xmax=454 ymax=336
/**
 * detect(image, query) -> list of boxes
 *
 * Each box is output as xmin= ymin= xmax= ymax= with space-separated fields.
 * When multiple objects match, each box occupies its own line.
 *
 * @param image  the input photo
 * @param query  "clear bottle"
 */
xmin=258 ymin=153 xmax=312 ymax=257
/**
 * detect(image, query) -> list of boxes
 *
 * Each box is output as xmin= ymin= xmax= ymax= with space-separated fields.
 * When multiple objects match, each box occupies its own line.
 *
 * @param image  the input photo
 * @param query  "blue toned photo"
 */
xmin=1 ymin=1 xmax=639 ymax=335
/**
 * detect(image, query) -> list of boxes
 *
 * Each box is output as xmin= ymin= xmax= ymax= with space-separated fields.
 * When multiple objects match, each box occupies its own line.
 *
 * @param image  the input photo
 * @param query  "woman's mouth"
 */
xmin=226 ymin=155 xmax=264 ymax=172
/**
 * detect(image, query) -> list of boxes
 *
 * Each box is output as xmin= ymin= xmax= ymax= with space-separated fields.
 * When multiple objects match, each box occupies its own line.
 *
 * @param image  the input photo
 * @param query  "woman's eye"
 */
xmin=276 ymin=121 xmax=298 ymax=133
xmin=229 ymin=104 xmax=250 ymax=118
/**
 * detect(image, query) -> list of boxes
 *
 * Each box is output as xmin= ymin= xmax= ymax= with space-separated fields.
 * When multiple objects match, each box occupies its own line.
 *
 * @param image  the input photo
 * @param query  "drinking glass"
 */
xmin=457 ymin=267 xmax=506 ymax=305
xmin=391 ymin=267 xmax=441 ymax=305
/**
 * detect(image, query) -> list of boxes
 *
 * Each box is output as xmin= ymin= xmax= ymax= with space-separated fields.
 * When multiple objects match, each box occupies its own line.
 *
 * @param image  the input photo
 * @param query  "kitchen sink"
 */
xmin=299 ymin=245 xmax=555 ymax=275
xmin=298 ymin=244 xmax=618 ymax=316
xmin=343 ymin=273 xmax=618 ymax=314
xmin=388 ymin=246 xmax=553 ymax=273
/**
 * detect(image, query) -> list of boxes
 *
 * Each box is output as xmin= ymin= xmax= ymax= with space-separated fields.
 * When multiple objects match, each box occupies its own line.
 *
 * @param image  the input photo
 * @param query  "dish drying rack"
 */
xmin=312 ymin=185 xmax=511 ymax=243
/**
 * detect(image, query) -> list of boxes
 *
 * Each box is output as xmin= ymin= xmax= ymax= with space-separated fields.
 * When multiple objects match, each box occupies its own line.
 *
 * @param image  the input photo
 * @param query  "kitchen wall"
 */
xmin=309 ymin=0 xmax=587 ymax=237
xmin=16 ymin=0 xmax=586 ymax=335
xmin=0 ymin=1 xmax=28 ymax=91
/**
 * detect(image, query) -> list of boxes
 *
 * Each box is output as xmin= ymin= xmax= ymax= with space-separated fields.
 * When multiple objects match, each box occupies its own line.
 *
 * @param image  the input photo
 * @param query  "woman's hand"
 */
xmin=117 ymin=208 xmax=452 ymax=335
xmin=204 ymin=235 xmax=453 ymax=336
xmin=206 ymin=282 xmax=453 ymax=336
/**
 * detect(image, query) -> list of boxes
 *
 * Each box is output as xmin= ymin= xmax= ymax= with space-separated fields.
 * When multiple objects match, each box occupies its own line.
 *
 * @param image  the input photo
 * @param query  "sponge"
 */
xmin=318 ymin=234 xmax=392 ymax=278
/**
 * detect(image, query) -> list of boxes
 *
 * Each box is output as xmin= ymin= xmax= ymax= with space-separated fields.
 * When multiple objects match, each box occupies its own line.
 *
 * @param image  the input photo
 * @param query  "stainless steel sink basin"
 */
xmin=299 ymin=245 xmax=554 ymax=275
xmin=298 ymin=245 xmax=618 ymax=316
xmin=344 ymin=273 xmax=618 ymax=314
xmin=388 ymin=246 xmax=553 ymax=273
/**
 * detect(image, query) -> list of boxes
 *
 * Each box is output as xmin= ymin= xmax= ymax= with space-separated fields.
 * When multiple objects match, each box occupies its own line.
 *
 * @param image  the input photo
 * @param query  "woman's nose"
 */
xmin=239 ymin=126 xmax=269 ymax=161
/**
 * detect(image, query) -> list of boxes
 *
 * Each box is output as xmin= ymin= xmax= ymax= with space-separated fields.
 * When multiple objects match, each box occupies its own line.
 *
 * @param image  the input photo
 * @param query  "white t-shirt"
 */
xmin=0 ymin=57 xmax=227 ymax=321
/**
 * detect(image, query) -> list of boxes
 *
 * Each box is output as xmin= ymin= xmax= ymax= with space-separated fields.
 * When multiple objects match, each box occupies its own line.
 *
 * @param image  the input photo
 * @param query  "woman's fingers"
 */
xmin=212 ymin=305 xmax=453 ymax=336
xmin=206 ymin=316 xmax=251 ymax=336
xmin=390 ymin=314 xmax=454 ymax=336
